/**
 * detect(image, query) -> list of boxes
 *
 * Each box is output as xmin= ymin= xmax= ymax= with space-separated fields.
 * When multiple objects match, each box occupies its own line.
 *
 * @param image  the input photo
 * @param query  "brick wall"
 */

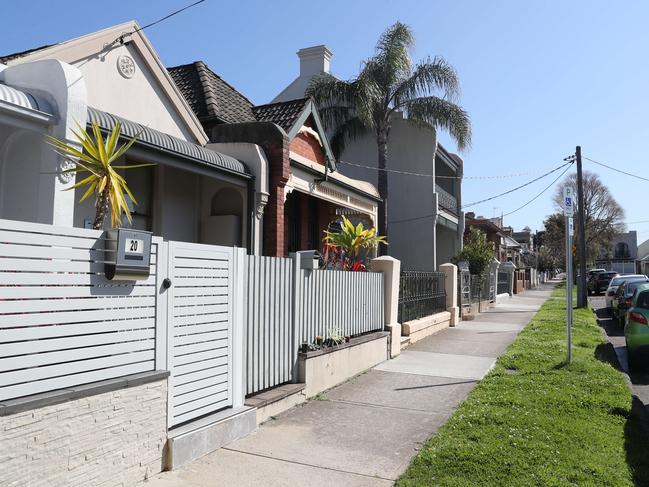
xmin=289 ymin=132 xmax=326 ymax=166
xmin=0 ymin=380 xmax=167 ymax=487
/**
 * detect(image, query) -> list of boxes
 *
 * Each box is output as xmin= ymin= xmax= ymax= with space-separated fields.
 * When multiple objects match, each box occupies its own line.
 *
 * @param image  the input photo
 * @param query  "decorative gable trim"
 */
xmin=2 ymin=21 xmax=208 ymax=145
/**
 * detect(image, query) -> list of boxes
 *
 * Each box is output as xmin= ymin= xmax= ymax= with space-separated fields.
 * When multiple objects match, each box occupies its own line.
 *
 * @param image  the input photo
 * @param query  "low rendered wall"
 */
xmin=402 ymin=311 xmax=451 ymax=344
xmin=298 ymin=332 xmax=389 ymax=398
xmin=0 ymin=375 xmax=168 ymax=487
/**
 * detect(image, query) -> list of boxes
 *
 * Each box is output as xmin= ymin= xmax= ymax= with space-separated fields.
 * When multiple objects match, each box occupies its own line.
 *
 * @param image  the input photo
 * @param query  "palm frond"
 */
xmin=374 ymin=21 xmax=414 ymax=86
xmin=329 ymin=116 xmax=370 ymax=159
xmin=404 ymin=96 xmax=472 ymax=150
xmin=391 ymin=56 xmax=460 ymax=107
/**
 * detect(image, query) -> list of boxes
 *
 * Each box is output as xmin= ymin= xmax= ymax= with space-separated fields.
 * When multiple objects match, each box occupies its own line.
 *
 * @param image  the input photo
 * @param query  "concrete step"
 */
xmin=400 ymin=335 xmax=411 ymax=350
xmin=166 ymin=406 xmax=256 ymax=470
xmin=245 ymin=383 xmax=307 ymax=424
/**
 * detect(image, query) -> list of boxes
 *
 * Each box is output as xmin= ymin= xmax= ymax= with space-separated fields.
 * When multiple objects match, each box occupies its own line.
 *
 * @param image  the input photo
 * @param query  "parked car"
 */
xmin=588 ymin=268 xmax=607 ymax=279
xmin=624 ymin=283 xmax=649 ymax=369
xmin=588 ymin=271 xmax=617 ymax=295
xmin=613 ymin=279 xmax=649 ymax=327
xmin=605 ymin=274 xmax=649 ymax=309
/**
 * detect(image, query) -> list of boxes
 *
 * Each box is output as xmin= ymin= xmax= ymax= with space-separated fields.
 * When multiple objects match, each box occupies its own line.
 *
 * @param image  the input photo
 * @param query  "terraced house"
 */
xmin=168 ymin=61 xmax=380 ymax=257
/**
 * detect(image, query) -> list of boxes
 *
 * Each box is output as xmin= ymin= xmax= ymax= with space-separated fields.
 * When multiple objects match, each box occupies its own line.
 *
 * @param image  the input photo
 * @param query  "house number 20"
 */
xmin=125 ymin=239 xmax=144 ymax=255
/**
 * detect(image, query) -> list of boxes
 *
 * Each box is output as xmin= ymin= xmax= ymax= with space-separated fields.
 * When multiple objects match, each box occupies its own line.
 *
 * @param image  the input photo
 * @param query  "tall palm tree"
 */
xmin=306 ymin=22 xmax=471 ymax=250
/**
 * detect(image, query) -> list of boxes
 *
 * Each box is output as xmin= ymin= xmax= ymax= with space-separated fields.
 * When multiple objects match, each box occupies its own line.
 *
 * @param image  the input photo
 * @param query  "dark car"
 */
xmin=588 ymin=271 xmax=618 ymax=295
xmin=613 ymin=279 xmax=649 ymax=326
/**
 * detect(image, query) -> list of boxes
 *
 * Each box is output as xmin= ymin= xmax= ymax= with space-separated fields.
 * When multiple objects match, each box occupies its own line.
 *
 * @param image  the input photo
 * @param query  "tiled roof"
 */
xmin=252 ymin=98 xmax=309 ymax=133
xmin=168 ymin=61 xmax=256 ymax=124
xmin=0 ymin=44 xmax=54 ymax=63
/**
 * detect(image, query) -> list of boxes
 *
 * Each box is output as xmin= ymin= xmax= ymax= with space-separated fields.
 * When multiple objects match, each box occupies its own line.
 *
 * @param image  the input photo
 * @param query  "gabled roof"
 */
xmin=0 ymin=21 xmax=208 ymax=145
xmin=168 ymin=61 xmax=337 ymax=168
xmin=0 ymin=44 xmax=53 ymax=63
xmin=252 ymin=98 xmax=310 ymax=134
xmin=168 ymin=61 xmax=256 ymax=124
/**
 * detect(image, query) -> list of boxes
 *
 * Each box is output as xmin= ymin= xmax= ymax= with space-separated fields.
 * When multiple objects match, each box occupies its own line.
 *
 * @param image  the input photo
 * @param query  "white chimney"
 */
xmin=297 ymin=45 xmax=332 ymax=77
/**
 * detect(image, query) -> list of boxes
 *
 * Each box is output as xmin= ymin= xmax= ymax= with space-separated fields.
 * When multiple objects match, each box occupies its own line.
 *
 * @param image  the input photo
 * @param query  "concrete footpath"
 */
xmin=147 ymin=283 xmax=555 ymax=487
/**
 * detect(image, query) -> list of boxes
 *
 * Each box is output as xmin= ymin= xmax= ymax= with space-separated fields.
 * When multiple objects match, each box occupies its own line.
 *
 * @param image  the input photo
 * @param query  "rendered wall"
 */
xmin=339 ymin=117 xmax=437 ymax=270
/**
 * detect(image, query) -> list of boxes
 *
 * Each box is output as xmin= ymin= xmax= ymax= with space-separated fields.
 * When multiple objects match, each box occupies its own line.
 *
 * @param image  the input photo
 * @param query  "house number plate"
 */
xmin=125 ymin=238 xmax=144 ymax=255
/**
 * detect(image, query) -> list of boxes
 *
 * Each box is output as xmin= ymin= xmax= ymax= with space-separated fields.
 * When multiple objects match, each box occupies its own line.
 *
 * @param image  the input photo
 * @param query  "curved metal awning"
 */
xmin=0 ymin=83 xmax=55 ymax=125
xmin=87 ymin=107 xmax=250 ymax=179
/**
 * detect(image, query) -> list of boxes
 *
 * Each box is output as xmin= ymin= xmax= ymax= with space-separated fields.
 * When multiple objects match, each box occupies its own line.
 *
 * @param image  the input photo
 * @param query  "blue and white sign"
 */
xmin=563 ymin=186 xmax=574 ymax=216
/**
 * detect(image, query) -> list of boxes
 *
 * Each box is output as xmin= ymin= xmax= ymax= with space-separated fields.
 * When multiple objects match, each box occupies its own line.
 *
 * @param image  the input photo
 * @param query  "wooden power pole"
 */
xmin=576 ymin=146 xmax=587 ymax=308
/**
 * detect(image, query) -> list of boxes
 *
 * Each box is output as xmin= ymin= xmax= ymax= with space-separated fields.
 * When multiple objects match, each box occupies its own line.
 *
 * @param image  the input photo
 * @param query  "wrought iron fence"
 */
xmin=435 ymin=184 xmax=458 ymax=215
xmin=398 ymin=270 xmax=447 ymax=322
xmin=497 ymin=271 xmax=509 ymax=295
xmin=469 ymin=275 xmax=482 ymax=304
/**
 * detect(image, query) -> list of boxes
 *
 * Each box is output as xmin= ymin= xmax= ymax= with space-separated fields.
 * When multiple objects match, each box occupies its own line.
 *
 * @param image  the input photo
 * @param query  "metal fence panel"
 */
xmin=297 ymin=269 xmax=384 ymax=347
xmin=0 ymin=218 xmax=160 ymax=401
xmin=398 ymin=271 xmax=446 ymax=322
xmin=244 ymin=255 xmax=294 ymax=395
xmin=497 ymin=271 xmax=509 ymax=295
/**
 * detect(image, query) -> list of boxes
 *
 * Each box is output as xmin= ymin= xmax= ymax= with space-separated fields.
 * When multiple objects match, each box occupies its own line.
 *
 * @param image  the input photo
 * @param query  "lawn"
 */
xmin=397 ymin=284 xmax=649 ymax=486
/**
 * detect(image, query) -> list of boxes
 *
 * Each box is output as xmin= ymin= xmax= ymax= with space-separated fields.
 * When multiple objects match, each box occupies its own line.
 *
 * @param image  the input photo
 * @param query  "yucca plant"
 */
xmin=323 ymin=215 xmax=387 ymax=270
xmin=47 ymin=121 xmax=151 ymax=229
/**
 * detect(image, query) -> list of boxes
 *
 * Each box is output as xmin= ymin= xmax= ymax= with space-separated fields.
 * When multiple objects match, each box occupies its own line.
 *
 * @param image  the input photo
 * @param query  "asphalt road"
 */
xmin=589 ymin=296 xmax=649 ymax=419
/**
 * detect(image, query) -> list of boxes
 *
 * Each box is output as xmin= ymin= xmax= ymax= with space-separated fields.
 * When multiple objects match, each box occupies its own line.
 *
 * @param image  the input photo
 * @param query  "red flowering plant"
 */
xmin=321 ymin=216 xmax=386 ymax=271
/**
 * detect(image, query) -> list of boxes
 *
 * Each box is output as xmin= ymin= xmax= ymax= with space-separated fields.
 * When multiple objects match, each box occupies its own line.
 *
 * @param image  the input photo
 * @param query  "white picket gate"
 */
xmin=165 ymin=241 xmax=241 ymax=428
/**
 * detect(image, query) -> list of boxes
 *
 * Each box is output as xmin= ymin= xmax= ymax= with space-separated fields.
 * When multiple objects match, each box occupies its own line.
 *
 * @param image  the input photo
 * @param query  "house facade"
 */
xmin=0 ymin=22 xmax=269 ymax=254
xmin=271 ymin=45 xmax=465 ymax=270
xmin=596 ymin=230 xmax=638 ymax=274
xmin=168 ymin=61 xmax=380 ymax=257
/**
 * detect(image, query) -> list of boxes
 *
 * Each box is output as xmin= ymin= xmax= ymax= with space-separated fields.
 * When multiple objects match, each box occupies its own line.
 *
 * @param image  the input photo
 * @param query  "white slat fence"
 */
xmin=0 ymin=218 xmax=163 ymax=402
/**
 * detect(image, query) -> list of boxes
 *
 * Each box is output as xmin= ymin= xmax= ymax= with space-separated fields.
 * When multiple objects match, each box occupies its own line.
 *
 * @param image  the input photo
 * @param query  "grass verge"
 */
xmin=397 ymin=284 xmax=649 ymax=486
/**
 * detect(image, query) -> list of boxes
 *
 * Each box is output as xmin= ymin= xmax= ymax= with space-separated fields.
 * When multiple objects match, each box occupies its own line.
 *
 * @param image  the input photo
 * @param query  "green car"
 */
xmin=624 ymin=283 xmax=649 ymax=368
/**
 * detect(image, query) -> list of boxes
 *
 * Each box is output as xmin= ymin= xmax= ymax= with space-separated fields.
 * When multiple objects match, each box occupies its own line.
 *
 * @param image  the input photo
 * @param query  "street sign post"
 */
xmin=564 ymin=187 xmax=574 ymax=363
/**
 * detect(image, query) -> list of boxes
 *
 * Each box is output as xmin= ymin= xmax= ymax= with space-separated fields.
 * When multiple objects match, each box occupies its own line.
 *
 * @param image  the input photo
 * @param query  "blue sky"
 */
xmin=4 ymin=1 xmax=648 ymax=239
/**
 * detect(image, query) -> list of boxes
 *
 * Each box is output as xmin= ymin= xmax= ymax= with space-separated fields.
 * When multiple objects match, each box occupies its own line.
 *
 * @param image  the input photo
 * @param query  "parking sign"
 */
xmin=563 ymin=186 xmax=574 ymax=216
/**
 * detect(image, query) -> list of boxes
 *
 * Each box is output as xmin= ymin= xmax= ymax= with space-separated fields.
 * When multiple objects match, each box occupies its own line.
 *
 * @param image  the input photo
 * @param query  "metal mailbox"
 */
xmin=104 ymin=228 xmax=152 ymax=281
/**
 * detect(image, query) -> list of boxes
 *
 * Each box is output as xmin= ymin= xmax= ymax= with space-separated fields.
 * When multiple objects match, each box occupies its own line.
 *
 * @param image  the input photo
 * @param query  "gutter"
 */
xmin=290 ymin=160 xmax=382 ymax=203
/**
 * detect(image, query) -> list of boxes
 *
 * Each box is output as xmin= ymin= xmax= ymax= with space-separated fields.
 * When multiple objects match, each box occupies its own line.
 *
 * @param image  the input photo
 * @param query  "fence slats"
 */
xmin=244 ymin=255 xmax=295 ymax=395
xmin=0 ymin=218 xmax=159 ymax=402
xmin=296 ymin=269 xmax=384 ymax=346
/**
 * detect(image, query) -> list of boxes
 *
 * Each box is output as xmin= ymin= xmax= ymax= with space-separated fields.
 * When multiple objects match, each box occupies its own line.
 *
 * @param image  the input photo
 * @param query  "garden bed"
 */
xmin=298 ymin=331 xmax=389 ymax=398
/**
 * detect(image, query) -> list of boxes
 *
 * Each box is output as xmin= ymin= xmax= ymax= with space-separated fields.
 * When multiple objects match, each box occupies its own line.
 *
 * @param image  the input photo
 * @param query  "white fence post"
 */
xmin=155 ymin=238 xmax=168 ymax=371
xmin=231 ymin=247 xmax=246 ymax=407
xmin=439 ymin=263 xmax=459 ymax=326
xmin=371 ymin=256 xmax=401 ymax=358
xmin=290 ymin=252 xmax=303 ymax=381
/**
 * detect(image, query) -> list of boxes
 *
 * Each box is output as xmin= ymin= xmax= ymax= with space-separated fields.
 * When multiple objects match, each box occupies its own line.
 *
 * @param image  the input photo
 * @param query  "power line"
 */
xmin=337 ymin=160 xmax=569 ymax=180
xmin=502 ymin=161 xmax=574 ymax=217
xmin=115 ymin=0 xmax=206 ymax=44
xmin=461 ymin=161 xmax=573 ymax=209
xmin=583 ymin=155 xmax=649 ymax=183
xmin=388 ymin=160 xmax=573 ymax=225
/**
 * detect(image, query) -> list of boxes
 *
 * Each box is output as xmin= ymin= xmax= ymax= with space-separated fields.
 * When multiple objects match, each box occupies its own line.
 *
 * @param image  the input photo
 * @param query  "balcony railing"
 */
xmin=435 ymin=184 xmax=458 ymax=215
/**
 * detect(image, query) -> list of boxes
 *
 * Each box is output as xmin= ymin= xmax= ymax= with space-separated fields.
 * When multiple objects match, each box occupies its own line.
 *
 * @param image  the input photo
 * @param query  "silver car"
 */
xmin=605 ymin=274 xmax=649 ymax=309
